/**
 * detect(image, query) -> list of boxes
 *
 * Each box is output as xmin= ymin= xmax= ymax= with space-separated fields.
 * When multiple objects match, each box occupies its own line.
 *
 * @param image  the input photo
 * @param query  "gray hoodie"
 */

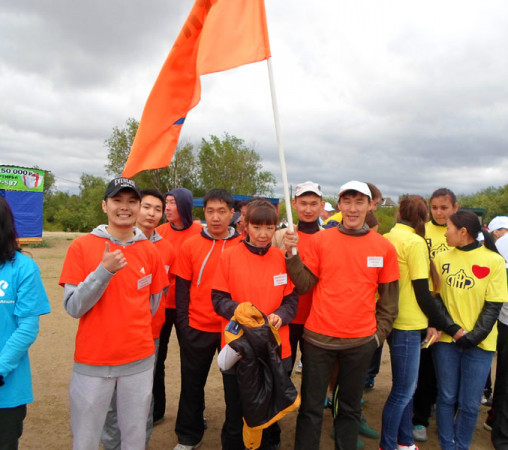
xmin=63 ymin=225 xmax=162 ymax=377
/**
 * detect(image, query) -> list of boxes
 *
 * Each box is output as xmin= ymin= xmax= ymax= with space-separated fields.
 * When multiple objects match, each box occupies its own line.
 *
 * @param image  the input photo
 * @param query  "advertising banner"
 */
xmin=0 ymin=166 xmax=45 ymax=192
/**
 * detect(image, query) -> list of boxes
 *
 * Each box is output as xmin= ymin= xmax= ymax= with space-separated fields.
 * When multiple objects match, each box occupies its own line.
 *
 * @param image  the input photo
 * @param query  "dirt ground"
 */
xmin=18 ymin=232 xmax=495 ymax=449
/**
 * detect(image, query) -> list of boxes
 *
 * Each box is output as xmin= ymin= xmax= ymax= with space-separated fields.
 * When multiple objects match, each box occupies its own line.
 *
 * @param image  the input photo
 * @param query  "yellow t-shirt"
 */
xmin=425 ymin=221 xmax=450 ymax=260
xmin=384 ymin=223 xmax=430 ymax=330
xmin=425 ymin=221 xmax=452 ymax=292
xmin=323 ymin=211 xmax=342 ymax=225
xmin=434 ymin=246 xmax=508 ymax=351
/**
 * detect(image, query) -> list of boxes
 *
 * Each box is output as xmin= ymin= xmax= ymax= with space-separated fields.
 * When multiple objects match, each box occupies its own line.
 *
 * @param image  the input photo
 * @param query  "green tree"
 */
xmin=104 ymin=118 xmax=199 ymax=193
xmin=42 ymin=169 xmax=56 ymax=197
xmin=104 ymin=120 xmax=276 ymax=197
xmin=277 ymin=200 xmax=296 ymax=224
xmin=459 ymin=184 xmax=508 ymax=223
xmin=44 ymin=174 xmax=108 ymax=232
xmin=159 ymin=141 xmax=201 ymax=194
xmin=197 ymin=133 xmax=275 ymax=196
xmin=43 ymin=191 xmax=74 ymax=230
xmin=105 ymin=118 xmax=139 ymax=177
xmin=376 ymin=206 xmax=397 ymax=234
xmin=77 ymin=174 xmax=108 ymax=231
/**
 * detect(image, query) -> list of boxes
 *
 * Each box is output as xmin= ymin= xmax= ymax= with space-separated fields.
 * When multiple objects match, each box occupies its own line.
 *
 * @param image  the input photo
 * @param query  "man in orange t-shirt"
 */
xmin=59 ymin=178 xmax=168 ymax=450
xmin=284 ymin=180 xmax=400 ymax=450
xmin=100 ymin=188 xmax=175 ymax=449
xmin=172 ymin=188 xmax=241 ymax=449
xmin=272 ymin=181 xmax=324 ymax=370
xmin=152 ymin=188 xmax=202 ymax=424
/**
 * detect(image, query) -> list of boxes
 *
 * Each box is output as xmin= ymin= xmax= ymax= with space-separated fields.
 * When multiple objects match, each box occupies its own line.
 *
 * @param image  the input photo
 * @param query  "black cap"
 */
xmin=104 ymin=177 xmax=141 ymax=200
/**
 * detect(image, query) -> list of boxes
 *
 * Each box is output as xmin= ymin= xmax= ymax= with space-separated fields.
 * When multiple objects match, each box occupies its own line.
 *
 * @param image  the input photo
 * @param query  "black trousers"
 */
xmin=365 ymin=343 xmax=384 ymax=381
xmin=412 ymin=331 xmax=437 ymax=427
xmin=0 ymin=404 xmax=26 ymax=450
xmin=289 ymin=323 xmax=305 ymax=370
xmin=295 ymin=338 xmax=377 ymax=450
xmin=175 ymin=326 xmax=221 ymax=446
xmin=152 ymin=307 xmax=177 ymax=422
xmin=492 ymin=321 xmax=508 ymax=449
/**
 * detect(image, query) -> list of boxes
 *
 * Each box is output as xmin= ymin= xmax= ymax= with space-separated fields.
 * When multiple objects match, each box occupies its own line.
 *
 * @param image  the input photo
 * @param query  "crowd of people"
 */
xmin=1 ymin=176 xmax=508 ymax=450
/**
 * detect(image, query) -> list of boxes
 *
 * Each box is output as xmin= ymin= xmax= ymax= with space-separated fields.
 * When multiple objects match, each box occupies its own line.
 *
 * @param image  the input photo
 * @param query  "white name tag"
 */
xmin=273 ymin=273 xmax=288 ymax=286
xmin=137 ymin=274 xmax=153 ymax=290
xmin=367 ymin=256 xmax=384 ymax=268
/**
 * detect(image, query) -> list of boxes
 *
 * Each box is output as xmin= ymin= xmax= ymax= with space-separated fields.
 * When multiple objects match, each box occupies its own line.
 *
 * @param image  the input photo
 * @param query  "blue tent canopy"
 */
xmin=1 ymin=190 xmax=43 ymax=238
xmin=193 ymin=194 xmax=279 ymax=208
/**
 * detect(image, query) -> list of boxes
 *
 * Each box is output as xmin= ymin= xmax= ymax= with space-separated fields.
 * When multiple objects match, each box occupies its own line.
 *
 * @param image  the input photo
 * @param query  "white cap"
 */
xmin=324 ymin=201 xmax=334 ymax=212
xmin=488 ymin=216 xmax=508 ymax=232
xmin=294 ymin=181 xmax=322 ymax=198
xmin=338 ymin=181 xmax=371 ymax=200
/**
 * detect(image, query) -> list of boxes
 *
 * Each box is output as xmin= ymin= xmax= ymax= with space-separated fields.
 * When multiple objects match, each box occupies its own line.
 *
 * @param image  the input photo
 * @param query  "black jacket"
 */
xmin=224 ymin=303 xmax=300 ymax=449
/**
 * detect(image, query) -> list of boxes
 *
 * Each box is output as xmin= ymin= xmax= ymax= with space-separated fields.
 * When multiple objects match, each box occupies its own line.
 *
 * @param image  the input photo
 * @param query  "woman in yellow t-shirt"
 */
xmin=432 ymin=210 xmax=507 ymax=450
xmin=413 ymin=187 xmax=459 ymax=442
xmin=380 ymin=196 xmax=452 ymax=450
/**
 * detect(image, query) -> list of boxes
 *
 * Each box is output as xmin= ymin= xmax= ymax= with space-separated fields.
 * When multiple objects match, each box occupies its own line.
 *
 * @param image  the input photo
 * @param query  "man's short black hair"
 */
xmin=140 ymin=189 xmax=164 ymax=208
xmin=203 ymin=188 xmax=234 ymax=209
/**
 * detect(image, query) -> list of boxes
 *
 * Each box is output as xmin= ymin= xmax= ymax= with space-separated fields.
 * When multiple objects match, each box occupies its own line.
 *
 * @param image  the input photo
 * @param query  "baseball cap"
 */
xmin=488 ymin=216 xmax=508 ymax=233
xmin=294 ymin=181 xmax=322 ymax=198
xmin=338 ymin=181 xmax=371 ymax=200
xmin=324 ymin=202 xmax=334 ymax=212
xmin=104 ymin=177 xmax=141 ymax=200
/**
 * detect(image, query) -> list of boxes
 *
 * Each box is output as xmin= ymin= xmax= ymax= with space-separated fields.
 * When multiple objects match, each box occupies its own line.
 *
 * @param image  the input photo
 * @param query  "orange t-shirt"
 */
xmin=294 ymin=230 xmax=316 ymax=324
xmin=151 ymin=237 xmax=176 ymax=339
xmin=156 ymin=222 xmax=202 ymax=308
xmin=172 ymin=233 xmax=242 ymax=332
xmin=213 ymin=243 xmax=295 ymax=359
xmin=59 ymin=234 xmax=168 ymax=365
xmin=304 ymin=228 xmax=399 ymax=338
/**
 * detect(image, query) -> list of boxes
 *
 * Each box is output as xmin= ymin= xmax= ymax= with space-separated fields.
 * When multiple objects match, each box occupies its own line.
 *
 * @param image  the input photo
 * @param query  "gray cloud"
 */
xmin=1 ymin=0 xmax=508 ymax=200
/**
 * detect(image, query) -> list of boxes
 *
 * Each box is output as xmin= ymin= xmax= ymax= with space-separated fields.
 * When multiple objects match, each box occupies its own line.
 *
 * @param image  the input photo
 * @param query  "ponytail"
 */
xmin=398 ymin=195 xmax=428 ymax=238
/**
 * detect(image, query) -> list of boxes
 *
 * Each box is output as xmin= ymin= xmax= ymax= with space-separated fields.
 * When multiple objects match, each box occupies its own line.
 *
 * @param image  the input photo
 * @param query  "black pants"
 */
xmin=0 ymin=404 xmax=26 ymax=450
xmin=492 ymin=321 xmax=508 ymax=449
xmin=365 ymin=343 xmax=383 ymax=381
xmin=289 ymin=323 xmax=305 ymax=370
xmin=412 ymin=331 xmax=437 ymax=427
xmin=175 ymin=326 xmax=221 ymax=446
xmin=221 ymin=372 xmax=282 ymax=450
xmin=152 ymin=307 xmax=177 ymax=422
xmin=295 ymin=338 xmax=377 ymax=450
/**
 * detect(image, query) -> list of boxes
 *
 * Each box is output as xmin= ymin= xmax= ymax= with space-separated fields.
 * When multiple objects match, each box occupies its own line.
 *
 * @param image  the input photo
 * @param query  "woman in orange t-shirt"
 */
xmin=212 ymin=199 xmax=298 ymax=450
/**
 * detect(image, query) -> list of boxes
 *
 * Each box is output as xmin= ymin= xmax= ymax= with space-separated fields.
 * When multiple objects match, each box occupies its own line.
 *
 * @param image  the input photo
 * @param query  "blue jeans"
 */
xmin=433 ymin=342 xmax=494 ymax=450
xmin=380 ymin=329 xmax=421 ymax=450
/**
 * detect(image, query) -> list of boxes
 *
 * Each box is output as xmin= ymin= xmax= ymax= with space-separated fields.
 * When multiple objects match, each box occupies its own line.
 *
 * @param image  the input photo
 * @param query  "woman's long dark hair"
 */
xmin=398 ymin=195 xmax=428 ymax=238
xmin=0 ymin=196 xmax=20 ymax=265
xmin=449 ymin=210 xmax=499 ymax=254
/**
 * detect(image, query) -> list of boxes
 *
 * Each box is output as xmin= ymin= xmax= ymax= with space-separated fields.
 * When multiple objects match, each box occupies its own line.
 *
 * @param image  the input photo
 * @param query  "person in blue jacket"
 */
xmin=0 ymin=196 xmax=51 ymax=448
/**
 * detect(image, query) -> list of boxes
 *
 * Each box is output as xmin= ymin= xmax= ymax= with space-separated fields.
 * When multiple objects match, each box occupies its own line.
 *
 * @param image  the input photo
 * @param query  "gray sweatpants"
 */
xmin=70 ymin=368 xmax=153 ymax=450
xmin=101 ymin=340 xmax=160 ymax=449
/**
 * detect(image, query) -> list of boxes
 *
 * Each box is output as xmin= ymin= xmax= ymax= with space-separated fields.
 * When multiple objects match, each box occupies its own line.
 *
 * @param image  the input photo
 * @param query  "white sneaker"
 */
xmin=174 ymin=441 xmax=202 ymax=450
xmin=295 ymin=360 xmax=302 ymax=374
xmin=397 ymin=445 xmax=418 ymax=450
xmin=412 ymin=425 xmax=427 ymax=442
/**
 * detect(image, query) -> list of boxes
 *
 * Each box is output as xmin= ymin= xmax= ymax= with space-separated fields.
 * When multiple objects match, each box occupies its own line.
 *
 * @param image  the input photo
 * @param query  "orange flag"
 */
xmin=122 ymin=0 xmax=271 ymax=178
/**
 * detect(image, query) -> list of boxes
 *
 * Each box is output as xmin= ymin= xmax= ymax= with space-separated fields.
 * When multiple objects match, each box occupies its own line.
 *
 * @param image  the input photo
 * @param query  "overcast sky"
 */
xmin=2 ymin=0 xmax=508 ymax=199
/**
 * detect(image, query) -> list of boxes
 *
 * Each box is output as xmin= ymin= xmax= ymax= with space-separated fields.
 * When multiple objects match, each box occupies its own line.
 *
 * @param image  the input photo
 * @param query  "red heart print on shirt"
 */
xmin=472 ymin=265 xmax=490 ymax=279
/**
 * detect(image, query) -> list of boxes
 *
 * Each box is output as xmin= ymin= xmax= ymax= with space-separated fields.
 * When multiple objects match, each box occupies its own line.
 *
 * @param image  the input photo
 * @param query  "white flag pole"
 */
xmin=266 ymin=57 xmax=297 ymax=254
